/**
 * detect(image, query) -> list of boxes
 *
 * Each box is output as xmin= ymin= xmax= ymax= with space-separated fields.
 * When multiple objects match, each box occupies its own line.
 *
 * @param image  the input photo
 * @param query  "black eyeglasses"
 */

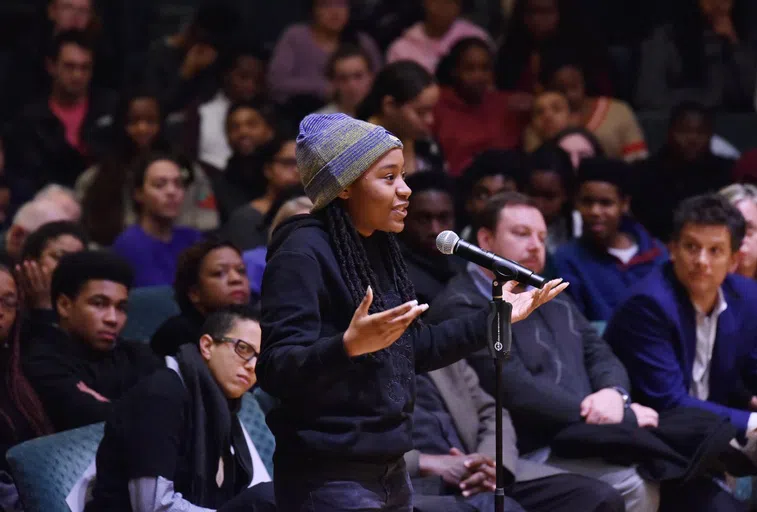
xmin=215 ymin=337 xmax=259 ymax=363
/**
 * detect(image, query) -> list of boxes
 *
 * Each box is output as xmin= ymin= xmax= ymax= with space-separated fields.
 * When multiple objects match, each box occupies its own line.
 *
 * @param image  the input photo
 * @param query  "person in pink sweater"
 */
xmin=386 ymin=0 xmax=491 ymax=74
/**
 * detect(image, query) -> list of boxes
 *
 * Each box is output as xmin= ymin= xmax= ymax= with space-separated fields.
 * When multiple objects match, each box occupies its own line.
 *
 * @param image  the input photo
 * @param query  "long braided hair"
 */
xmin=322 ymin=201 xmax=417 ymax=317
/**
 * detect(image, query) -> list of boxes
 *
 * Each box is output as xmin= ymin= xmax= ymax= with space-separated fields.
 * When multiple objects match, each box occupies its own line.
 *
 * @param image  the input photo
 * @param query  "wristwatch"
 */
xmin=612 ymin=386 xmax=631 ymax=409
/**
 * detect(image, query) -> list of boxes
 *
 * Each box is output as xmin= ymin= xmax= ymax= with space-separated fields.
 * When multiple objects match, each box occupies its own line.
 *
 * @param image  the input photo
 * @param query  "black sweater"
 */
xmin=258 ymin=215 xmax=488 ymax=464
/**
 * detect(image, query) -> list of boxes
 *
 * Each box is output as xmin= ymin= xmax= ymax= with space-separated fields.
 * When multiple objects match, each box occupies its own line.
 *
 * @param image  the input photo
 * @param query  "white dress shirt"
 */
xmin=198 ymin=92 xmax=232 ymax=170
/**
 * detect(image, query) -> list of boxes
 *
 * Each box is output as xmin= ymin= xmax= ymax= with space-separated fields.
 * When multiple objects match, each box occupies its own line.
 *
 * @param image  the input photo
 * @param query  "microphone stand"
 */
xmin=486 ymin=273 xmax=514 ymax=512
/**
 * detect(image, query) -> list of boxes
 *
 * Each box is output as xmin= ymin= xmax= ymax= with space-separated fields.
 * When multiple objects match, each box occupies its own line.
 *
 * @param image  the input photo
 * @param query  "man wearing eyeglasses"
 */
xmin=82 ymin=304 xmax=275 ymax=512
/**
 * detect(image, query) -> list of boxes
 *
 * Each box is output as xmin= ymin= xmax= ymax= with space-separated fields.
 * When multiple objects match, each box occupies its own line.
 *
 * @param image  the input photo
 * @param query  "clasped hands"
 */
xmin=581 ymin=388 xmax=658 ymax=428
xmin=420 ymin=448 xmax=497 ymax=498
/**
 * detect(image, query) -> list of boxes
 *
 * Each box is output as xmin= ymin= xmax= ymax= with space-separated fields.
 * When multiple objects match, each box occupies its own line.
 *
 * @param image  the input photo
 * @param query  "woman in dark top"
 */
xmin=151 ymin=239 xmax=251 ymax=357
xmin=0 ymin=262 xmax=51 ymax=509
xmin=223 ymin=136 xmax=300 ymax=251
xmin=258 ymin=113 xmax=566 ymax=510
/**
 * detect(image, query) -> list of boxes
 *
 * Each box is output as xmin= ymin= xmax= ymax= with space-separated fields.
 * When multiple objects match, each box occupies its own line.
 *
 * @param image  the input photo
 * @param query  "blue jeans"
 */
xmin=274 ymin=457 xmax=413 ymax=511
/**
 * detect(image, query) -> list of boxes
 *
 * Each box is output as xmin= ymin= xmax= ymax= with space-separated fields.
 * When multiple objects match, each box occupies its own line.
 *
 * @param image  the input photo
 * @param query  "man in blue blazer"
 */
xmin=606 ymin=194 xmax=757 ymax=434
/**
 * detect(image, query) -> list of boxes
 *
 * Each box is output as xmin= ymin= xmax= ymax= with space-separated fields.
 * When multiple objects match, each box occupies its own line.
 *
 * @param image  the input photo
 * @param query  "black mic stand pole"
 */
xmin=486 ymin=273 xmax=514 ymax=512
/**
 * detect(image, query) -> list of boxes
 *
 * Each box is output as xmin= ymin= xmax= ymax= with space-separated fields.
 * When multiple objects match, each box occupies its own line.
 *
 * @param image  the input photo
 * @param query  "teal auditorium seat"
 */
xmin=6 ymin=393 xmax=275 ymax=512
xmin=121 ymin=285 xmax=180 ymax=342
xmin=6 ymin=423 xmax=104 ymax=512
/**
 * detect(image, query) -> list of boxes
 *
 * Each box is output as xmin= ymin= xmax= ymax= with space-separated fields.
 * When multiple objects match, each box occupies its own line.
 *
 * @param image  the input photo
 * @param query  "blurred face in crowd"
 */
xmin=455 ymin=44 xmax=493 ymax=103
xmin=668 ymin=111 xmax=712 ymax=163
xmin=558 ymin=133 xmax=597 ymax=170
xmin=403 ymin=189 xmax=455 ymax=255
xmin=550 ymin=64 xmax=585 ymax=111
xmin=466 ymin=174 xmax=518 ymax=218
xmin=125 ymin=97 xmax=161 ymax=150
xmin=135 ymin=160 xmax=185 ymax=223
xmin=0 ymin=270 xmax=18 ymax=344
xmin=226 ymin=56 xmax=265 ymax=103
xmin=733 ymin=199 xmax=757 ymax=277
xmin=576 ymin=181 xmax=628 ymax=247
xmin=313 ymin=0 xmax=350 ymax=34
xmin=524 ymin=0 xmax=560 ymax=41
xmin=200 ymin=318 xmax=261 ymax=399
xmin=670 ymin=223 xmax=735 ymax=303
xmin=57 ymin=280 xmax=128 ymax=351
xmin=339 ymin=149 xmax=411 ymax=236
xmin=48 ymin=0 xmax=92 ymax=32
xmin=226 ymin=107 xmax=274 ymax=156
xmin=190 ymin=247 xmax=250 ymax=315
xmin=531 ymin=92 xmax=570 ymax=141
xmin=699 ymin=0 xmax=733 ymax=18
xmin=478 ymin=203 xmax=547 ymax=274
xmin=527 ymin=169 xmax=566 ymax=225
xmin=264 ymin=141 xmax=300 ymax=194
xmin=49 ymin=42 xmax=93 ymax=102
xmin=382 ymin=84 xmax=440 ymax=140
xmin=332 ymin=55 xmax=373 ymax=113
xmin=39 ymin=234 xmax=85 ymax=272
xmin=424 ymin=0 xmax=461 ymax=32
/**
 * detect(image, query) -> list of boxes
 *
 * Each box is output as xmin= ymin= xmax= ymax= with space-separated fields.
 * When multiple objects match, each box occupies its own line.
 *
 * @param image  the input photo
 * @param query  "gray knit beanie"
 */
xmin=296 ymin=113 xmax=403 ymax=211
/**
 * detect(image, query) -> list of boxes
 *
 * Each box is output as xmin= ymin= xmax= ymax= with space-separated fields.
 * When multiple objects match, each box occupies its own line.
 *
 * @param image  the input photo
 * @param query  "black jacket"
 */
xmin=23 ymin=326 xmax=161 ymax=432
xmin=9 ymin=91 xmax=117 ymax=191
xmin=400 ymin=242 xmax=465 ymax=306
xmin=427 ymin=268 xmax=634 ymax=454
xmin=257 ymin=214 xmax=489 ymax=465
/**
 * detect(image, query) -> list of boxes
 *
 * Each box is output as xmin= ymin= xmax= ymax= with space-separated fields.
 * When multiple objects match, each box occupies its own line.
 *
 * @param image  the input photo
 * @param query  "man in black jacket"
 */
xmin=427 ymin=192 xmax=661 ymax=512
xmin=9 ymin=30 xmax=115 ymax=194
xmin=23 ymin=251 xmax=160 ymax=432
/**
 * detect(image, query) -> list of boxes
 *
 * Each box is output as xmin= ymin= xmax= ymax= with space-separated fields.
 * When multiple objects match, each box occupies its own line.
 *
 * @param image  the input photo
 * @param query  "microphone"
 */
xmin=436 ymin=231 xmax=546 ymax=289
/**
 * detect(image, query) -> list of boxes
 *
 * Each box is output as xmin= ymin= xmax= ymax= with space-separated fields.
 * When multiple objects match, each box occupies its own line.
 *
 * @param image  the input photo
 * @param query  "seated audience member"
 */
xmin=635 ymin=0 xmax=755 ymax=112
xmin=386 ymin=0 xmax=492 ymax=74
xmin=187 ymin=46 xmax=267 ymax=171
xmin=317 ymin=44 xmax=375 ymax=117
xmin=398 ymin=171 xmax=464 ymax=305
xmin=242 ymin=190 xmax=314 ymax=301
xmin=495 ymin=0 xmax=613 ymax=96
xmin=85 ymin=306 xmax=273 ymax=511
xmin=524 ymin=90 xmax=572 ymax=152
xmin=720 ymin=183 xmax=757 ymax=279
xmin=77 ymin=91 xmax=219 ymax=246
xmin=11 ymin=30 xmax=115 ymax=191
xmin=267 ymin=0 xmax=381 ymax=107
xmin=732 ymin=149 xmax=757 ymax=185
xmin=24 ymin=251 xmax=161 ymax=431
xmin=3 ymin=199 xmax=75 ymax=262
xmin=18 ymin=221 xmax=89 ymax=310
xmin=606 ymin=195 xmax=757 ymax=435
xmin=554 ymin=158 xmax=667 ymax=322
xmin=531 ymin=52 xmax=648 ymax=162
xmin=409 ymin=359 xmax=623 ymax=512
xmin=433 ymin=38 xmax=525 ymax=176
xmin=359 ymin=61 xmax=444 ymax=174
xmin=34 ymin=184 xmax=82 ymax=223
xmin=223 ymin=136 xmax=300 ymax=251
xmin=144 ymin=2 xmax=239 ymax=114
xmin=632 ymin=102 xmax=734 ymax=243
xmin=427 ymin=192 xmax=660 ymax=511
xmin=151 ymin=240 xmax=251 ymax=357
xmin=0 ymin=261 xmax=53 ymax=511
xmin=213 ymin=102 xmax=278 ymax=220
xmin=457 ymin=150 xmax=523 ymax=241
xmin=552 ymin=127 xmax=605 ymax=171
xmin=112 ymin=153 xmax=203 ymax=287
xmin=524 ymin=144 xmax=577 ymax=252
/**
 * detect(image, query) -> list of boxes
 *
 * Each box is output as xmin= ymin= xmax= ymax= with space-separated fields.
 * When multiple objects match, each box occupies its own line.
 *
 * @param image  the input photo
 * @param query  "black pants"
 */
xmin=274 ymin=458 xmax=413 ymax=511
xmin=659 ymin=478 xmax=748 ymax=512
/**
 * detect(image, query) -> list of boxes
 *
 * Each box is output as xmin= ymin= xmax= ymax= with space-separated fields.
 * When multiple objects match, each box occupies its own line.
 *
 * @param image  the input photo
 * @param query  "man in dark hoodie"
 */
xmin=23 ymin=251 xmax=160 ymax=431
xmin=398 ymin=171 xmax=465 ymax=305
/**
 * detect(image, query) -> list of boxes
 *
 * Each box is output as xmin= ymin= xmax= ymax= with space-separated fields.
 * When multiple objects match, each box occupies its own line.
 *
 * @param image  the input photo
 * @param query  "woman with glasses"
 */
xmin=0 ymin=260 xmax=52 ymax=511
xmin=85 ymin=305 xmax=276 ymax=511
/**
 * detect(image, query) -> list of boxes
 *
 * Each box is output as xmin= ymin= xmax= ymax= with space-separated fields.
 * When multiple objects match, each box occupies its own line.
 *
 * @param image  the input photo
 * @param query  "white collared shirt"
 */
xmin=689 ymin=288 xmax=728 ymax=401
xmin=198 ymin=91 xmax=232 ymax=170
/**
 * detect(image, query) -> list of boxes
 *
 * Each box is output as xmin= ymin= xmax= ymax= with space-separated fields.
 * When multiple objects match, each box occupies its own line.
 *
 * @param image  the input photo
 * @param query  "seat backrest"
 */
xmin=6 ymin=423 xmax=104 ymax=512
xmin=239 ymin=392 xmax=275 ymax=476
xmin=121 ymin=285 xmax=180 ymax=342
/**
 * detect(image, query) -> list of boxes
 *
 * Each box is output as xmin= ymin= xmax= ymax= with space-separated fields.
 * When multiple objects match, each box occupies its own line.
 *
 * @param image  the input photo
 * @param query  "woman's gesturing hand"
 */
xmin=343 ymin=286 xmax=428 ymax=358
xmin=503 ymin=278 xmax=570 ymax=323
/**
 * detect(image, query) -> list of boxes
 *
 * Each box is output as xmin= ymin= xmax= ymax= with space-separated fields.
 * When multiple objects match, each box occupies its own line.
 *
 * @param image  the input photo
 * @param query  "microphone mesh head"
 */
xmin=436 ymin=231 xmax=459 ymax=255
